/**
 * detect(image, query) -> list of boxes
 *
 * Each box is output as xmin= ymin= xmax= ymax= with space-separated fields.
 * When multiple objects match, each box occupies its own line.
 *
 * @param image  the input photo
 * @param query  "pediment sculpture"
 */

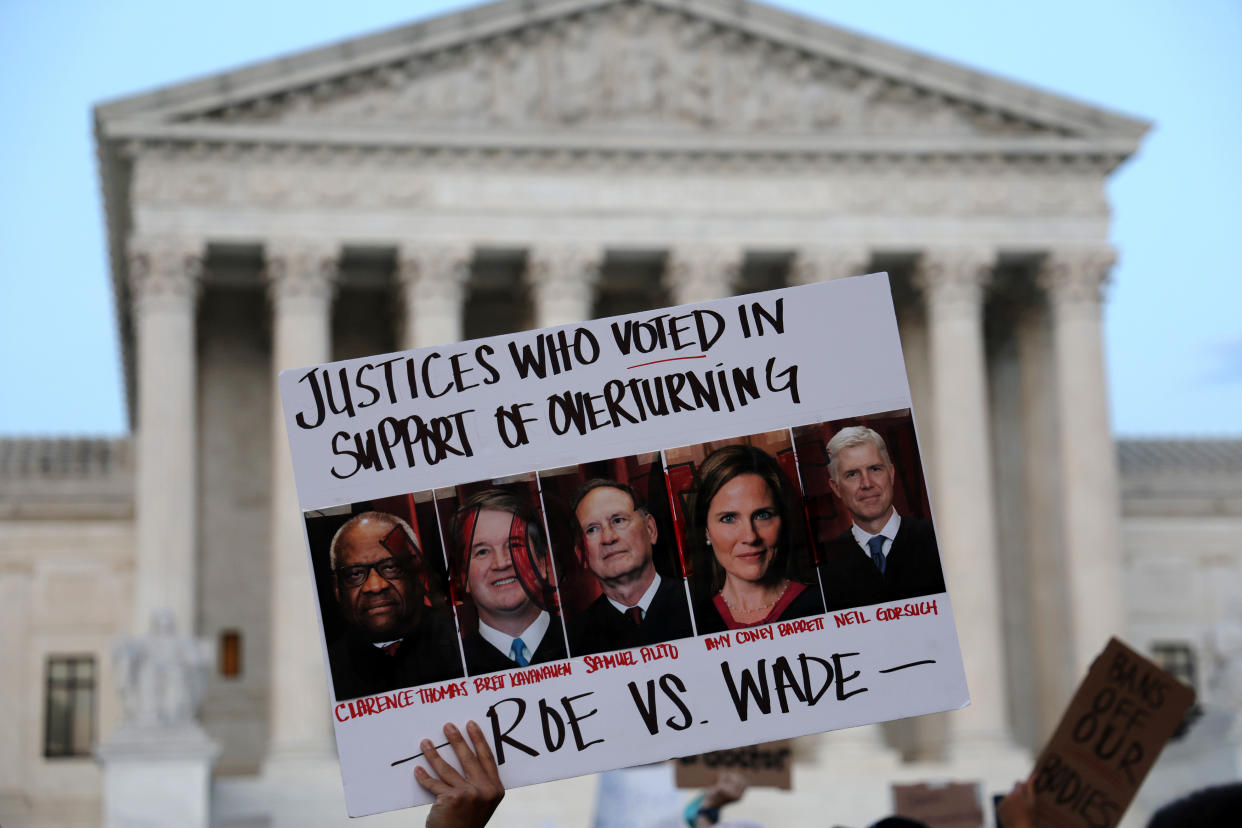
xmin=183 ymin=2 xmax=1057 ymax=139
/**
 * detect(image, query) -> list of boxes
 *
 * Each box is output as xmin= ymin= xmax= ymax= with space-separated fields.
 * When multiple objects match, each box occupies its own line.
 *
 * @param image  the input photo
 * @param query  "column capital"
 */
xmin=126 ymin=236 xmax=204 ymax=311
xmin=663 ymin=246 xmax=742 ymax=305
xmin=525 ymin=245 xmax=604 ymax=294
xmin=395 ymin=243 xmax=473 ymax=302
xmin=1037 ymin=248 xmax=1116 ymax=306
xmin=263 ymin=240 xmax=339 ymax=304
xmin=789 ymin=246 xmax=870 ymax=285
xmin=913 ymin=247 xmax=997 ymax=306
xmin=526 ymin=245 xmax=604 ymax=328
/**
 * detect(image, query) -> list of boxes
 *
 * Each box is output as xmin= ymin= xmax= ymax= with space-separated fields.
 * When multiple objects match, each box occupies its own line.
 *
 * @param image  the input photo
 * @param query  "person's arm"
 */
xmin=692 ymin=771 xmax=747 ymax=827
xmin=997 ymin=777 xmax=1035 ymax=828
xmin=414 ymin=721 xmax=505 ymax=828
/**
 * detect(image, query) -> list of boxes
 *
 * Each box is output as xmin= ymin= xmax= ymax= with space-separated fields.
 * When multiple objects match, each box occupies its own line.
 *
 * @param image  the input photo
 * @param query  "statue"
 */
xmin=1207 ymin=598 xmax=1242 ymax=742
xmin=113 ymin=608 xmax=209 ymax=729
xmin=100 ymin=609 xmax=219 ymax=828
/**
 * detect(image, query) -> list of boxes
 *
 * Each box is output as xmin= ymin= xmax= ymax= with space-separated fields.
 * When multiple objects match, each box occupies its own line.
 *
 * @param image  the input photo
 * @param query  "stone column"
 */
xmin=795 ymin=244 xmax=901 ymax=756
xmin=396 ymin=244 xmax=472 ymax=349
xmin=264 ymin=240 xmax=337 ymax=765
xmin=1015 ymin=303 xmax=1073 ymax=738
xmin=785 ymin=242 xmax=888 ymax=764
xmin=915 ymin=248 xmax=1016 ymax=756
xmin=1039 ymin=249 xmax=1124 ymax=679
xmin=663 ymin=246 xmax=742 ymax=305
xmin=526 ymin=245 xmax=604 ymax=327
xmin=789 ymin=246 xmax=870 ymax=285
xmin=127 ymin=237 xmax=203 ymax=636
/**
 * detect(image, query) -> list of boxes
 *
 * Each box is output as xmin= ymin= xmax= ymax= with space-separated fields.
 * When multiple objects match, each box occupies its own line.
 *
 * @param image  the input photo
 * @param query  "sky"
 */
xmin=1 ymin=0 xmax=1238 ymax=437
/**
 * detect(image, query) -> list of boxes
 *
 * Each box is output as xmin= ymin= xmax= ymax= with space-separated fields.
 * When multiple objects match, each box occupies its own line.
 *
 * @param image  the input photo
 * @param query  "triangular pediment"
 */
xmin=175 ymin=2 xmax=1054 ymax=139
xmin=97 ymin=0 xmax=1147 ymax=146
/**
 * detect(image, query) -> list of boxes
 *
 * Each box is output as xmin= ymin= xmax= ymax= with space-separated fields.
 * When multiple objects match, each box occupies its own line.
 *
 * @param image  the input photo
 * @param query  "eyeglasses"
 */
xmin=335 ymin=557 xmax=408 ymax=588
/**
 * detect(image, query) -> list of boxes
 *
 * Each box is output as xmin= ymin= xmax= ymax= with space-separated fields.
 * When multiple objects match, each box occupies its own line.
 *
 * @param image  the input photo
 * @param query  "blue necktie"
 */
xmin=867 ymin=535 xmax=887 ymax=575
xmin=509 ymin=637 xmax=531 ymax=667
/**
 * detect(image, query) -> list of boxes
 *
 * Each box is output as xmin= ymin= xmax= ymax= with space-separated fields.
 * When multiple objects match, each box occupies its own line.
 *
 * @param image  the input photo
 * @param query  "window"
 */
xmin=44 ymin=655 xmax=95 ymax=758
xmin=1151 ymin=641 xmax=1201 ymax=740
xmin=1151 ymin=641 xmax=1196 ymax=688
xmin=219 ymin=629 xmax=242 ymax=678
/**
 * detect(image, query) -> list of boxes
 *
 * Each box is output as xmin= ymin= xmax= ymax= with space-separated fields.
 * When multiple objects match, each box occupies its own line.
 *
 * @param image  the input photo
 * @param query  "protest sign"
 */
xmin=674 ymin=740 xmax=793 ymax=789
xmin=892 ymin=781 xmax=983 ymax=828
xmin=1030 ymin=637 xmax=1196 ymax=828
xmin=280 ymin=275 xmax=969 ymax=817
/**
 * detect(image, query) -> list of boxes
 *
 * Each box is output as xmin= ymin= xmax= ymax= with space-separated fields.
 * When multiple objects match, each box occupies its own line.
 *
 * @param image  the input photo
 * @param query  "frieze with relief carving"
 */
xmin=183 ymin=3 xmax=1057 ymax=139
xmin=130 ymin=150 xmax=1108 ymax=217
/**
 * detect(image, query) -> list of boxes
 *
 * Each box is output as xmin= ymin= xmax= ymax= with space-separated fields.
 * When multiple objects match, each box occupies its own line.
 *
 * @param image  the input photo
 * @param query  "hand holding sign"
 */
xmin=702 ymin=770 xmax=748 ymax=810
xmin=1030 ymin=638 xmax=1195 ymax=828
xmin=415 ymin=721 xmax=505 ymax=828
xmin=997 ymin=778 xmax=1035 ymax=828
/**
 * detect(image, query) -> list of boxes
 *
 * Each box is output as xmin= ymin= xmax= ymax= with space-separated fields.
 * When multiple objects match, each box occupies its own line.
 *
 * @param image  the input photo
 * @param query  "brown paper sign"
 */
xmin=673 ymin=740 xmax=793 ymax=790
xmin=1030 ymin=637 xmax=1196 ymax=828
xmin=892 ymin=782 xmax=983 ymax=828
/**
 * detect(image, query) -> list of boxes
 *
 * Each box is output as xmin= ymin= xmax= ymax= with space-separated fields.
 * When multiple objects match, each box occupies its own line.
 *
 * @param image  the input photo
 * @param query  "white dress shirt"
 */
xmin=605 ymin=572 xmax=662 ymax=618
xmin=851 ymin=511 xmax=902 ymax=561
xmin=477 ymin=610 xmax=550 ymax=662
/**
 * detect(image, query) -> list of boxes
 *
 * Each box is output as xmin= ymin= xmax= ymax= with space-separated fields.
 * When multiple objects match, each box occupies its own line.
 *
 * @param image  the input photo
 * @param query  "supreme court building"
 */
xmin=3 ymin=1 xmax=1240 ymax=825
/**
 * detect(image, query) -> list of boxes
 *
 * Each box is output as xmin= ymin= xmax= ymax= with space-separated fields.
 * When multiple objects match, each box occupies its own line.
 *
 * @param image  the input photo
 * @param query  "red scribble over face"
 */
xmin=466 ymin=509 xmax=546 ymax=628
xmin=333 ymin=518 xmax=421 ymax=641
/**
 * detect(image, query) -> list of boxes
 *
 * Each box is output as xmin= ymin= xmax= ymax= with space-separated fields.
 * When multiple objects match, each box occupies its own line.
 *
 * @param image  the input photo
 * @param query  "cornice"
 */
xmin=105 ymin=122 xmax=1138 ymax=169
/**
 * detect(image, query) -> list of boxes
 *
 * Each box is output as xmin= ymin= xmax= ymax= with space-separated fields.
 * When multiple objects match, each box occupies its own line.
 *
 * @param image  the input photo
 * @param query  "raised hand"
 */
xmin=414 ymin=721 xmax=505 ymax=828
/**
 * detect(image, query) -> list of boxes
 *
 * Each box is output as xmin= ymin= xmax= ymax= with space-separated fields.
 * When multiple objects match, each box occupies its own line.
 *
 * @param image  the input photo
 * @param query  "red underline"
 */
xmin=627 ymin=354 xmax=709 ymax=370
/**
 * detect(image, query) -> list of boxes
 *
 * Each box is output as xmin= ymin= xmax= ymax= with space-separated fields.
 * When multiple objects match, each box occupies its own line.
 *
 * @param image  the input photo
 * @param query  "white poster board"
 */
xmin=279 ymin=275 xmax=969 ymax=817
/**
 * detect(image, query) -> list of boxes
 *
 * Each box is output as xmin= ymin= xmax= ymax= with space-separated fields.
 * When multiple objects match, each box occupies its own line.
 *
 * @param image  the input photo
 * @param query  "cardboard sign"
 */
xmin=279 ymin=276 xmax=969 ymax=817
xmin=892 ymin=782 xmax=983 ymax=828
xmin=674 ymin=740 xmax=793 ymax=789
xmin=1030 ymin=637 xmax=1196 ymax=828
